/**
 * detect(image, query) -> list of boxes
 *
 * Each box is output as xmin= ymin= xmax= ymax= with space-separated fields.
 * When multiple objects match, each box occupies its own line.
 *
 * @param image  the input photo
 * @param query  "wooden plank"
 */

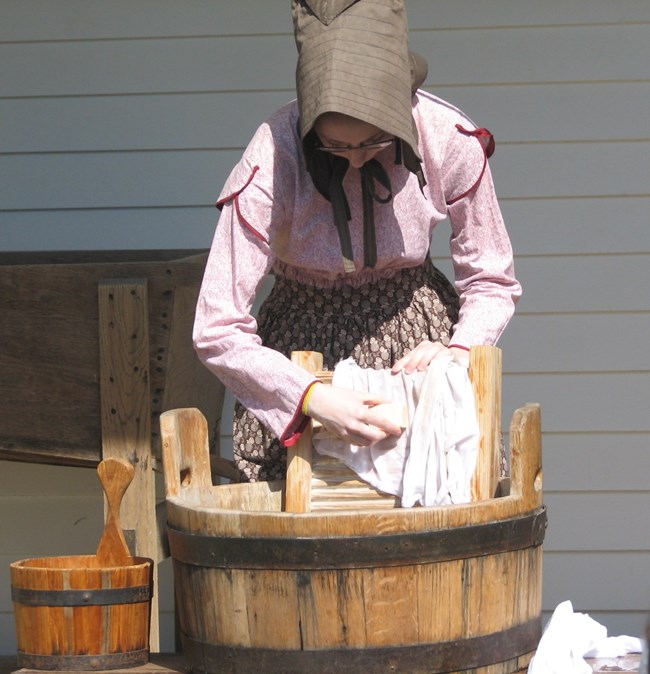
xmin=284 ymin=351 xmax=322 ymax=513
xmin=98 ymin=279 xmax=159 ymax=650
xmin=160 ymin=284 xmax=225 ymax=460
xmin=0 ymin=254 xmax=207 ymax=466
xmin=470 ymin=346 xmax=502 ymax=501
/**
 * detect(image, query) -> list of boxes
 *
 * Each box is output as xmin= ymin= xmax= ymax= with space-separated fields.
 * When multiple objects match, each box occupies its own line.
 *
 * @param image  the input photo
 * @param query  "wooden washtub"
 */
xmin=161 ymin=346 xmax=545 ymax=674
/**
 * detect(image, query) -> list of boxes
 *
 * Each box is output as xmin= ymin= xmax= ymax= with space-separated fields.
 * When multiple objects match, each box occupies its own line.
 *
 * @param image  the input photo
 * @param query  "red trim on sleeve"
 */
xmin=447 ymin=126 xmax=495 ymax=206
xmin=449 ymin=343 xmax=470 ymax=352
xmin=215 ymin=165 xmax=269 ymax=244
xmin=280 ymin=379 xmax=318 ymax=447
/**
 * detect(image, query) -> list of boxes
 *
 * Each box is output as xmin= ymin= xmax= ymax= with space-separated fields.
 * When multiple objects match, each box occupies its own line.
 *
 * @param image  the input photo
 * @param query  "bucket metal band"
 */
xmin=12 ymin=584 xmax=152 ymax=607
xmin=17 ymin=649 xmax=149 ymax=671
xmin=182 ymin=617 xmax=540 ymax=674
xmin=168 ymin=505 xmax=547 ymax=570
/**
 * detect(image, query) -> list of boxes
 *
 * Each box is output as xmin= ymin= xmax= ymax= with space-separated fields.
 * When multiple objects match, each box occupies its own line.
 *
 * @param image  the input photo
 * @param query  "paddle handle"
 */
xmin=96 ymin=458 xmax=135 ymax=566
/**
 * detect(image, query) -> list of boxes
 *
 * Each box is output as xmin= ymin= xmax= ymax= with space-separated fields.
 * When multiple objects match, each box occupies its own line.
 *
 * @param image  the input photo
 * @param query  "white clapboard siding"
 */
xmin=540 ymin=434 xmax=650 ymax=492
xmin=2 ymin=25 xmax=648 ymax=96
xmin=1 ymin=142 xmax=647 ymax=211
xmin=4 ymin=0 xmax=650 ymax=41
xmin=1 ymin=0 xmax=650 ymax=654
xmin=3 ymin=82 xmax=650 ymax=154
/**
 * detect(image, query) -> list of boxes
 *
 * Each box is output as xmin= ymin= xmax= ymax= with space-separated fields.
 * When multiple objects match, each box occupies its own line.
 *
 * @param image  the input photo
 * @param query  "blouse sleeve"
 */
xmin=442 ymin=126 xmax=522 ymax=347
xmin=193 ymin=154 xmax=317 ymax=443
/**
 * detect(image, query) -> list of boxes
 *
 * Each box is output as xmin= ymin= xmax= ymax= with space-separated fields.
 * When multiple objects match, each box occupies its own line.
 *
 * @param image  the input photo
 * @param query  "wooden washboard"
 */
xmin=285 ymin=345 xmax=502 ymax=513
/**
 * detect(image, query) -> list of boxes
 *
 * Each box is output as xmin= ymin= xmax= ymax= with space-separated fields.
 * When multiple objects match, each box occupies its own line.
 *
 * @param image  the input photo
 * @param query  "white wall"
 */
xmin=1 ymin=0 xmax=649 ymax=654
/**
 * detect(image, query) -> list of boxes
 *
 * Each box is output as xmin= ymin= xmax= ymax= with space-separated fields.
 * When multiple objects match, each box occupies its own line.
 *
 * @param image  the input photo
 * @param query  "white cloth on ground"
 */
xmin=527 ymin=600 xmax=643 ymax=674
xmin=312 ymin=354 xmax=479 ymax=507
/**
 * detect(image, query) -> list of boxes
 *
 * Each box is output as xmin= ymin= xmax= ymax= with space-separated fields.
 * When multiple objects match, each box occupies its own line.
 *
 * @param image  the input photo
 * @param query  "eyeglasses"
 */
xmin=316 ymin=138 xmax=394 ymax=155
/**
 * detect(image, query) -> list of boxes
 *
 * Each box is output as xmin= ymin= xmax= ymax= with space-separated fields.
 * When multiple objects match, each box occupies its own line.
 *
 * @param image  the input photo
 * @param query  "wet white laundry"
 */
xmin=527 ymin=600 xmax=643 ymax=674
xmin=312 ymin=355 xmax=479 ymax=507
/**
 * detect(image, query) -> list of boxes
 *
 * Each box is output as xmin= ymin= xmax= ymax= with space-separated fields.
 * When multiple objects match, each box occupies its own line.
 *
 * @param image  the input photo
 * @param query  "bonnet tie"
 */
xmin=328 ymin=158 xmax=393 ymax=272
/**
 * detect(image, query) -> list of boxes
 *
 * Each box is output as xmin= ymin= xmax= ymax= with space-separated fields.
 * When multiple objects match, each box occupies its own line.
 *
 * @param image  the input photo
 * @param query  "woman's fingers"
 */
xmin=307 ymin=385 xmax=403 ymax=445
xmin=391 ymin=340 xmax=450 ymax=374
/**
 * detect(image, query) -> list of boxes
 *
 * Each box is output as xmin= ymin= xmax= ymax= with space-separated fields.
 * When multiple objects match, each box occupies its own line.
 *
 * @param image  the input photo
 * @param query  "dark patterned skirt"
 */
xmin=233 ymin=258 xmax=460 ymax=482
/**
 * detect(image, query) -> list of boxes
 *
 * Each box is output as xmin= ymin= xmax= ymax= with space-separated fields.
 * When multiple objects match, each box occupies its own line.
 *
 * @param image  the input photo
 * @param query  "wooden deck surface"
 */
xmin=0 ymin=652 xmax=642 ymax=674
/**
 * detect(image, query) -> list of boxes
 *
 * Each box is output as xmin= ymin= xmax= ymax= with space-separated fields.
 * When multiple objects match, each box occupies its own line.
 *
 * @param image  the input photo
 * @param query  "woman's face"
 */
xmin=313 ymin=112 xmax=393 ymax=169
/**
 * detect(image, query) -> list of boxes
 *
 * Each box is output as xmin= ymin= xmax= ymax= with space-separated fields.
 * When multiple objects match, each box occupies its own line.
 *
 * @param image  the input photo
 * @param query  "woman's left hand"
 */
xmin=391 ymin=340 xmax=469 ymax=374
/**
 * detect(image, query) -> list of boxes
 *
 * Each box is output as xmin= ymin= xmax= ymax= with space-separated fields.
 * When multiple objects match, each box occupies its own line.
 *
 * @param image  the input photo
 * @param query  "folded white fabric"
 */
xmin=312 ymin=355 xmax=479 ymax=507
xmin=528 ymin=600 xmax=643 ymax=674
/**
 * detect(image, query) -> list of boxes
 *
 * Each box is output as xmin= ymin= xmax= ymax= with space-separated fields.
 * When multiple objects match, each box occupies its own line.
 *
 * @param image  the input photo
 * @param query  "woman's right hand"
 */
xmin=306 ymin=384 xmax=403 ymax=446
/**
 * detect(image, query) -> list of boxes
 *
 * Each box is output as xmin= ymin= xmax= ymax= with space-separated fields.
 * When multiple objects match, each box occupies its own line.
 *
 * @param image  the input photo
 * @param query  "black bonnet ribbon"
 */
xmin=304 ymin=128 xmax=393 ymax=272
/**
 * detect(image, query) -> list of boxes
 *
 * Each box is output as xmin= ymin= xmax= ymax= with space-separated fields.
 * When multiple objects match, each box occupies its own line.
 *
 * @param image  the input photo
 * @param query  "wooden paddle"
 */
xmin=96 ymin=458 xmax=135 ymax=566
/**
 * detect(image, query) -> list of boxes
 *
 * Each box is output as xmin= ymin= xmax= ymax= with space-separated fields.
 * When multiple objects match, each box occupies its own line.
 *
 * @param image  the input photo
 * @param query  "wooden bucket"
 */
xmin=161 ymin=401 xmax=545 ymax=674
xmin=10 ymin=554 xmax=153 ymax=671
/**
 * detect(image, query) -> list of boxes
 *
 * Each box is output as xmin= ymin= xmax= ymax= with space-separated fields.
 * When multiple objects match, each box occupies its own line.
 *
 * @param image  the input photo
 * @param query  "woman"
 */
xmin=193 ymin=0 xmax=521 ymax=481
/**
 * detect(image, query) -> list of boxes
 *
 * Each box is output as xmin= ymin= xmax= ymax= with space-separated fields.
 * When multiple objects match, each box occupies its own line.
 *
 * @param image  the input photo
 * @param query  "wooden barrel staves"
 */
xmin=161 ymin=393 xmax=546 ymax=674
xmin=10 ymin=555 xmax=153 ymax=670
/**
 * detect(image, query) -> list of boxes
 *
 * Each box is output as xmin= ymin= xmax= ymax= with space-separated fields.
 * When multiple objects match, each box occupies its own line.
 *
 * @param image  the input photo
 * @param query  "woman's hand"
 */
xmin=306 ymin=384 xmax=403 ymax=446
xmin=391 ymin=341 xmax=469 ymax=374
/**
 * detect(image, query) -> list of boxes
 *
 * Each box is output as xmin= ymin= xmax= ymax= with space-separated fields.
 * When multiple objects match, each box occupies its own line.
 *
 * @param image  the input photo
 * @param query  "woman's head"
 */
xmin=292 ymin=0 xmax=421 ymax=167
xmin=313 ymin=112 xmax=394 ymax=169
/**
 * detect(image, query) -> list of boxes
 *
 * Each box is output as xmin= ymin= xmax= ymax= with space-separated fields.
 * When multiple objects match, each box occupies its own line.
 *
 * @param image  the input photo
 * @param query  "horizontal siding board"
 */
xmin=3 ymin=197 xmax=648 ymax=255
xmin=0 ymin=207 xmax=217 ymax=251
xmin=0 ymin=463 xmax=100 ymax=497
xmin=3 ymin=203 xmax=649 ymax=258
xmin=0 ymin=496 xmax=102 ymax=557
xmin=0 ymin=36 xmax=297 ymax=97
xmin=3 ymin=82 xmax=649 ymax=154
xmin=0 ymin=614 xmax=16 ymax=653
xmin=500 ymin=197 xmax=650 ymax=256
xmin=4 ymin=0 xmax=650 ymax=42
xmin=512 ymin=255 xmax=650 ymax=314
xmin=498 ymin=314 xmax=650 ymax=373
xmin=490 ymin=142 xmax=650 ymax=199
xmin=2 ymin=25 xmax=649 ymax=97
xmin=412 ymin=24 xmax=650 ymax=86
xmin=544 ymin=552 xmax=650 ymax=611
xmin=535 ymin=433 xmax=650 ymax=492
xmin=542 ymin=494 xmax=650 ymax=552
xmin=432 ymin=253 xmax=650 ymax=314
xmin=502 ymin=372 xmax=649 ymax=433
xmin=0 ymin=150 xmax=240 ymax=210
xmin=0 ymin=92 xmax=293 ymax=153
xmin=436 ymin=82 xmax=650 ymax=146
xmin=2 ymin=143 xmax=648 ymax=211
xmin=579 ymin=612 xmax=649 ymax=641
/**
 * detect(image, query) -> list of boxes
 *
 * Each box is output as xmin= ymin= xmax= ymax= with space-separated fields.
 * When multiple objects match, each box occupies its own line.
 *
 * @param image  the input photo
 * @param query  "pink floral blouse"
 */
xmin=193 ymin=91 xmax=521 ymax=443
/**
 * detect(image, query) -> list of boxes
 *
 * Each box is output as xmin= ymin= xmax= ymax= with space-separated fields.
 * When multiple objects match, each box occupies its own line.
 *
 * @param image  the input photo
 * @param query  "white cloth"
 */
xmin=312 ymin=355 xmax=479 ymax=507
xmin=528 ymin=600 xmax=643 ymax=674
